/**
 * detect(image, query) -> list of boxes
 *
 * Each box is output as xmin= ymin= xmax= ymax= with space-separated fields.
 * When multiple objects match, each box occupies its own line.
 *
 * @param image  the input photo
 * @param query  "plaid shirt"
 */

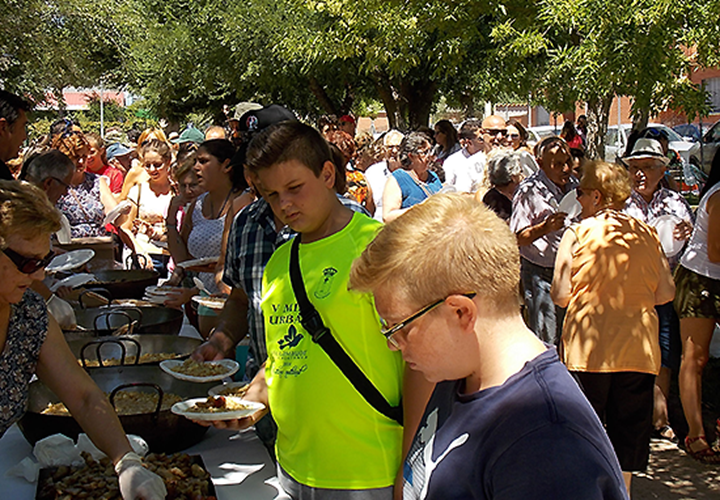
xmin=510 ymin=169 xmax=578 ymax=268
xmin=224 ymin=195 xmax=368 ymax=377
xmin=624 ymin=189 xmax=694 ymax=269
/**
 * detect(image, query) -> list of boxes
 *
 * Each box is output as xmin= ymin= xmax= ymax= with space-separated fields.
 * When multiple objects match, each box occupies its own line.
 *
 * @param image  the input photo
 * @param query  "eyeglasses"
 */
xmin=1 ymin=247 xmax=55 ymax=274
xmin=508 ymin=133 xmax=520 ymax=139
xmin=416 ymin=148 xmax=433 ymax=157
xmin=380 ymin=292 xmax=476 ymax=348
xmin=50 ymin=177 xmax=70 ymax=188
xmin=486 ymin=129 xmax=508 ymax=137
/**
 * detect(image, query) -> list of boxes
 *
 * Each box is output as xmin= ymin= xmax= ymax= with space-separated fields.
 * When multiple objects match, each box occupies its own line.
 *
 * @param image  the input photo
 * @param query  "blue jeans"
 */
xmin=521 ymin=258 xmax=565 ymax=345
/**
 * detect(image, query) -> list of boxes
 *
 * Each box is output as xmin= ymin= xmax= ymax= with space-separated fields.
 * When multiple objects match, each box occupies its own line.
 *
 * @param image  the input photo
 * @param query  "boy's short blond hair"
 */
xmin=0 ymin=180 xmax=61 ymax=247
xmin=350 ymin=193 xmax=521 ymax=313
xmin=579 ymin=161 xmax=632 ymax=209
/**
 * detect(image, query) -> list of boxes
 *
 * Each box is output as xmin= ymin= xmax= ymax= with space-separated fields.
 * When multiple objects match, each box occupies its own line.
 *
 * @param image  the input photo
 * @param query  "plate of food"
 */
xmin=145 ymin=285 xmax=184 ymax=296
xmin=160 ymin=358 xmax=239 ymax=382
xmin=208 ymin=381 xmax=250 ymax=398
xmin=192 ymin=296 xmax=227 ymax=310
xmin=142 ymin=294 xmax=169 ymax=305
xmin=171 ymin=395 xmax=264 ymax=421
xmin=46 ymin=249 xmax=95 ymax=273
xmin=177 ymin=256 xmax=219 ymax=269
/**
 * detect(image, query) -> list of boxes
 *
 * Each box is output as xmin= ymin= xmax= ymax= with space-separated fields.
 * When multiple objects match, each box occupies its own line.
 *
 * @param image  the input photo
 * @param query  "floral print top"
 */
xmin=56 ymin=172 xmax=109 ymax=238
xmin=0 ymin=290 xmax=48 ymax=437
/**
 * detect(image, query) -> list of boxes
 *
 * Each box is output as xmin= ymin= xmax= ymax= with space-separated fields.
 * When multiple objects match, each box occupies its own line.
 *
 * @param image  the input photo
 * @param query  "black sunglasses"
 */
xmin=486 ymin=129 xmax=508 ymax=137
xmin=2 ymin=247 xmax=55 ymax=274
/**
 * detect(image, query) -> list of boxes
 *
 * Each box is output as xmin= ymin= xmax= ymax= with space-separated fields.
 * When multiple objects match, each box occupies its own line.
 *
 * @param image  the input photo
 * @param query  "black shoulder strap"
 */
xmin=289 ymin=236 xmax=403 ymax=425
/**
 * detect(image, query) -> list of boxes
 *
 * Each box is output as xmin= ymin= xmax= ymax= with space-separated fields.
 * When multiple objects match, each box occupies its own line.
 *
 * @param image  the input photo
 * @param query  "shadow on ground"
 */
xmin=634 ymin=440 xmax=720 ymax=499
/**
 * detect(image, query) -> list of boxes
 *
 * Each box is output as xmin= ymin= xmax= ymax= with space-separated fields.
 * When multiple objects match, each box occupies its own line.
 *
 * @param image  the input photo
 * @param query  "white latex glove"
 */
xmin=46 ymin=294 xmax=77 ymax=330
xmin=115 ymin=452 xmax=167 ymax=500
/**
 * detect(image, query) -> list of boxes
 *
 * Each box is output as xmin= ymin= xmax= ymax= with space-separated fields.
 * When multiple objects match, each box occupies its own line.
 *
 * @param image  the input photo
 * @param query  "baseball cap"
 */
xmin=106 ymin=143 xmax=133 ymax=160
xmin=172 ymin=126 xmax=205 ymax=145
xmin=239 ymin=104 xmax=296 ymax=133
xmin=231 ymin=102 xmax=263 ymax=121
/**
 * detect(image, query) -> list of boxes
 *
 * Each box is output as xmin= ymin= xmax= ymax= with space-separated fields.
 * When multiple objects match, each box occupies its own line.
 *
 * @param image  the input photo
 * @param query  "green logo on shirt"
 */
xmin=278 ymin=324 xmax=304 ymax=350
xmin=314 ymin=267 xmax=338 ymax=299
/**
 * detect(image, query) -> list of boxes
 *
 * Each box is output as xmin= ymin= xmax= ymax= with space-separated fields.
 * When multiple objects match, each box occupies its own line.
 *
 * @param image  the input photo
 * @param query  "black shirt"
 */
xmin=482 ymin=187 xmax=512 ymax=222
xmin=0 ymin=159 xmax=14 ymax=181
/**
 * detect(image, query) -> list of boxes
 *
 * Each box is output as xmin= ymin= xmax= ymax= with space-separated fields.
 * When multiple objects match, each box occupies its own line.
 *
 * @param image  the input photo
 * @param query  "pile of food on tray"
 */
xmin=37 ymin=451 xmax=216 ymax=500
xmin=41 ymin=391 xmax=183 ymax=416
xmin=79 ymin=352 xmax=181 ymax=367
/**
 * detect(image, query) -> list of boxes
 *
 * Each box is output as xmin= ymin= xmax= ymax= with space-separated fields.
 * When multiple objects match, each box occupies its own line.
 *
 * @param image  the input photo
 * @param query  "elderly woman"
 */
xmin=551 ymin=161 xmax=675 ymax=496
xmin=675 ymin=152 xmax=720 ymax=462
xmin=121 ymin=139 xmax=175 ymax=273
xmin=52 ymin=124 xmax=118 ymax=238
xmin=382 ymin=132 xmax=442 ymax=222
xmin=622 ymin=138 xmax=694 ymax=445
xmin=0 ymin=181 xmax=165 ymax=499
xmin=478 ymin=150 xmax=525 ymax=222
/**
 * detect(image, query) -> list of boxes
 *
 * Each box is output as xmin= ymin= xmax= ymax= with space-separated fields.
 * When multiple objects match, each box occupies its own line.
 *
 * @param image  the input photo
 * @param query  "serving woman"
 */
xmin=382 ymin=132 xmax=442 ymax=223
xmin=0 ymin=181 xmax=165 ymax=500
xmin=551 ymin=161 xmax=675 ymax=496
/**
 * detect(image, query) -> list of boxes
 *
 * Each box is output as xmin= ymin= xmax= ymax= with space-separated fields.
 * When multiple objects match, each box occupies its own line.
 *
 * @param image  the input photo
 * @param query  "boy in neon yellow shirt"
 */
xmin=221 ymin=121 xmax=429 ymax=499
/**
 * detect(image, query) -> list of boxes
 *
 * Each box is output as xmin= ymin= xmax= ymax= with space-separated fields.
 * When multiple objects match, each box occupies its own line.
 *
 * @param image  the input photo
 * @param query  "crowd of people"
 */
xmin=0 ymin=85 xmax=719 ymax=500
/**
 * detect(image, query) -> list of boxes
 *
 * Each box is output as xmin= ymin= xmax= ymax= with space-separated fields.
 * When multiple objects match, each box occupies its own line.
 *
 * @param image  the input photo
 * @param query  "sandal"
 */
xmin=684 ymin=435 xmax=720 ymax=464
xmin=652 ymin=425 xmax=678 ymax=444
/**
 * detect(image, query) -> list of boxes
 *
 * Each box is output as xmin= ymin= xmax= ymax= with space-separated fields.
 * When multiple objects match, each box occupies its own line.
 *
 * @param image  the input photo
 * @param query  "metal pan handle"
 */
xmin=93 ymin=310 xmax=137 ymax=336
xmin=78 ymin=337 xmax=142 ymax=368
xmin=109 ymin=383 xmax=165 ymax=421
xmin=113 ymin=306 xmax=144 ymax=325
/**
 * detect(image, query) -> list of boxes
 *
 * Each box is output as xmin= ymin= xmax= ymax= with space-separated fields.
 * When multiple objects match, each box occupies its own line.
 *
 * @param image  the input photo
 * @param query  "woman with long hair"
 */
xmin=433 ymin=119 xmax=461 ymax=163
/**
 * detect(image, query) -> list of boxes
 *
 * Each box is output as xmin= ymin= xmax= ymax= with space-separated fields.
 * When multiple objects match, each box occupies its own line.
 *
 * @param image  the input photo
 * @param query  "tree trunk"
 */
xmin=404 ymin=80 xmax=437 ymax=130
xmin=308 ymin=76 xmax=338 ymax=116
xmin=372 ymin=72 xmax=405 ymax=130
xmin=585 ymin=95 xmax=613 ymax=161
xmin=631 ymin=103 xmax=649 ymax=132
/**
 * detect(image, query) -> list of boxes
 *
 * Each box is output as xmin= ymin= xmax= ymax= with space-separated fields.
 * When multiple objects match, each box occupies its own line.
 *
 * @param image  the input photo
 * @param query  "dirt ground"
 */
xmin=633 ymin=357 xmax=720 ymax=499
xmin=634 ymin=439 xmax=720 ymax=499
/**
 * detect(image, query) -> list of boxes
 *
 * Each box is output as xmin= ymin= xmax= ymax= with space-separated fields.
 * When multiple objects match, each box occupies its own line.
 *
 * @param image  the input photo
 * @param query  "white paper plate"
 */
xmin=177 ymin=256 xmax=220 ymax=269
xmin=171 ymin=397 xmax=264 ymax=421
xmin=142 ymin=294 xmax=168 ymax=305
xmin=49 ymin=273 xmax=96 ymax=292
xmin=558 ymin=190 xmax=582 ymax=219
xmin=652 ymin=214 xmax=685 ymax=258
xmin=192 ymin=296 xmax=227 ymax=310
xmin=160 ymin=359 xmax=239 ymax=383
xmin=46 ymin=249 xmax=96 ymax=273
xmin=102 ymin=200 xmax=132 ymax=226
xmin=208 ymin=381 xmax=250 ymax=398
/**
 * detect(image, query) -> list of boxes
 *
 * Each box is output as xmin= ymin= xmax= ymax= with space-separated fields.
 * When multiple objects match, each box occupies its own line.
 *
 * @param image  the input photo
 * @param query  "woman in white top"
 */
xmin=164 ymin=139 xmax=254 ymax=337
xmin=121 ymin=139 xmax=175 ymax=274
xmin=675 ymin=152 xmax=720 ymax=463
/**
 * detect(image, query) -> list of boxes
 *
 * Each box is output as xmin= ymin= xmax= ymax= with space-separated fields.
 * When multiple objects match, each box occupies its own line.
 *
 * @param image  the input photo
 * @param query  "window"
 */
xmin=704 ymin=77 xmax=720 ymax=113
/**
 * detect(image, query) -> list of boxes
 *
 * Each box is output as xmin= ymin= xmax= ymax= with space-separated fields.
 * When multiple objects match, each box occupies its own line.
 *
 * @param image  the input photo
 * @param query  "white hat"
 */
xmin=623 ymin=138 xmax=669 ymax=165
xmin=383 ymin=130 xmax=404 ymax=147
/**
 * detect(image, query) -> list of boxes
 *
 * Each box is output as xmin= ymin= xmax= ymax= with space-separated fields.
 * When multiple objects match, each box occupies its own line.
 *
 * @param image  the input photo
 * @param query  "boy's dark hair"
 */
xmin=459 ymin=119 xmax=483 ymax=140
xmin=0 ymin=90 xmax=31 ymax=126
xmin=246 ymin=121 xmax=332 ymax=178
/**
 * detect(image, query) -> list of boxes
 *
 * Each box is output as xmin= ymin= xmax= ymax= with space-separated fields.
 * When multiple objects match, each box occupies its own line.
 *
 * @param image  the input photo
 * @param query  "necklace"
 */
xmin=209 ymin=189 xmax=234 ymax=219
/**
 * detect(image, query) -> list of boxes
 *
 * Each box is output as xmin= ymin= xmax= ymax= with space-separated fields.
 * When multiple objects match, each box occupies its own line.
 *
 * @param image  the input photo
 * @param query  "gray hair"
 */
xmin=24 ymin=150 xmax=75 ymax=185
xmin=487 ymin=151 xmax=524 ymax=187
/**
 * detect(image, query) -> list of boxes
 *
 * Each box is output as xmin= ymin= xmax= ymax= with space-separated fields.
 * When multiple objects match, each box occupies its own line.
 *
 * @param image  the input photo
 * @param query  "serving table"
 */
xmin=0 ymin=423 xmax=283 ymax=499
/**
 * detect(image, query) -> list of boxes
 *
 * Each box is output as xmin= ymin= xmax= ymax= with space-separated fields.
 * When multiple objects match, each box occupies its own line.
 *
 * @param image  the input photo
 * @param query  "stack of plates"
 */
xmin=143 ymin=285 xmax=184 ymax=305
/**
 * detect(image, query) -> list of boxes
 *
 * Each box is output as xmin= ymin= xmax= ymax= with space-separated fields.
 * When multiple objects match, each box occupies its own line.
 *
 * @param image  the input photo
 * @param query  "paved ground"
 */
xmin=634 ymin=439 xmax=720 ymax=499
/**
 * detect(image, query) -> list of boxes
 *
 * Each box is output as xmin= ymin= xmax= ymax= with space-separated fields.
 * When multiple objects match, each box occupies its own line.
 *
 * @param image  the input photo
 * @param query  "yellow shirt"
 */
xmin=561 ymin=210 xmax=663 ymax=375
xmin=262 ymin=212 xmax=403 ymax=489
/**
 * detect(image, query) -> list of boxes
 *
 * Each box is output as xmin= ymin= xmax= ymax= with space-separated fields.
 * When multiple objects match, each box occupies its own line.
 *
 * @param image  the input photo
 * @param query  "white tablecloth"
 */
xmin=0 ymin=423 xmax=282 ymax=499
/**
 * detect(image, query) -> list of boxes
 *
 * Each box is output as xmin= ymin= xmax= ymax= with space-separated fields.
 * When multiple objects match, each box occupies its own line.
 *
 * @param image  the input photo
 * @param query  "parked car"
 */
xmin=527 ymin=125 xmax=562 ymax=150
xmin=688 ymin=120 xmax=720 ymax=175
xmin=604 ymin=123 xmax=700 ymax=166
xmin=672 ymin=123 xmax=715 ymax=143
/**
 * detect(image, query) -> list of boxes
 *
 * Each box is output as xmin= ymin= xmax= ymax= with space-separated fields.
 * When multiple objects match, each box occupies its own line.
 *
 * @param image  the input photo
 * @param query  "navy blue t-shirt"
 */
xmin=403 ymin=348 xmax=628 ymax=500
